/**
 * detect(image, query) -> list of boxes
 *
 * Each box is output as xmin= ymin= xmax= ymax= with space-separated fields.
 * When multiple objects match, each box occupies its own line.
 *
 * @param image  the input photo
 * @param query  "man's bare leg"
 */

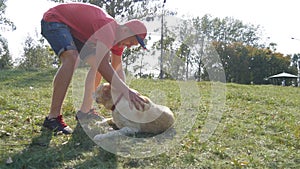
xmin=95 ymin=72 xmax=102 ymax=90
xmin=48 ymin=50 xmax=79 ymax=119
xmin=79 ymin=55 xmax=102 ymax=114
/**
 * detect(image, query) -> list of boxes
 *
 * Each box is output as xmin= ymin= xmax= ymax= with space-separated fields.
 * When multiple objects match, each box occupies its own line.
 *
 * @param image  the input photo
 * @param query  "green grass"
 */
xmin=0 ymin=69 xmax=300 ymax=168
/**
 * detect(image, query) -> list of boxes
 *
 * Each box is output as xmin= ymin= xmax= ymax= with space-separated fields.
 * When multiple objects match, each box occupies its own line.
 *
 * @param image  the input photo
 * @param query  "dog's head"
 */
xmin=94 ymin=83 xmax=114 ymax=110
xmin=95 ymin=83 xmax=151 ymax=111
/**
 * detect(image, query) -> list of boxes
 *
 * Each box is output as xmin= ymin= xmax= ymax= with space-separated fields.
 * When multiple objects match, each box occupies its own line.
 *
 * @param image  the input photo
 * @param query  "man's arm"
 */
xmin=111 ymin=53 xmax=125 ymax=82
xmin=95 ymin=40 xmax=145 ymax=110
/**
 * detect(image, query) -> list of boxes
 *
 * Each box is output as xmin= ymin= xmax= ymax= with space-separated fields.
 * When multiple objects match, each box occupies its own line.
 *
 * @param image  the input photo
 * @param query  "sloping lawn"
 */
xmin=0 ymin=69 xmax=299 ymax=168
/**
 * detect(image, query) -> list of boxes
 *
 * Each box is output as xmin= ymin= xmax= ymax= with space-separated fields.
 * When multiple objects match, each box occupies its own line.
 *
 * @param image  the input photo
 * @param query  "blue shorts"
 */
xmin=41 ymin=20 xmax=94 ymax=59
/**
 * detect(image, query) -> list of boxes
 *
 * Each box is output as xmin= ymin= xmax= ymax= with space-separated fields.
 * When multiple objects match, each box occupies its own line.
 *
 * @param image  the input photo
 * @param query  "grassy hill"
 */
xmin=0 ymin=69 xmax=299 ymax=169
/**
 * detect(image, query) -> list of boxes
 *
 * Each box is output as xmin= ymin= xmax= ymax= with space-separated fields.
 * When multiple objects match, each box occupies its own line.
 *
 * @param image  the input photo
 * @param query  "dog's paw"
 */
xmin=93 ymin=134 xmax=105 ymax=140
xmin=95 ymin=120 xmax=107 ymax=127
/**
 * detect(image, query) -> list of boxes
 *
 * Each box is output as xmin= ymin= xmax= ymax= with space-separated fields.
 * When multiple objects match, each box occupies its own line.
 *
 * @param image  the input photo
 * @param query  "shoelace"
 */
xmin=56 ymin=115 xmax=67 ymax=127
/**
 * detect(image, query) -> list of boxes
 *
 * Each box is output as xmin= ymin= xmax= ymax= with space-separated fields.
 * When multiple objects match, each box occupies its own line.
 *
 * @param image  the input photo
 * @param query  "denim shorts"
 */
xmin=41 ymin=20 xmax=94 ymax=59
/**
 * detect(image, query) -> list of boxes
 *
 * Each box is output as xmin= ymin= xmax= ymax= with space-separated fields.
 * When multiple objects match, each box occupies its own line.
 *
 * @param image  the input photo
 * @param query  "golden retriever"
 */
xmin=93 ymin=83 xmax=175 ymax=140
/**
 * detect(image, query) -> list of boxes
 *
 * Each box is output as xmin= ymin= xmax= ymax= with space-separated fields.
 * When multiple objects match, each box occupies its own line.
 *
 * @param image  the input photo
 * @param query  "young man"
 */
xmin=41 ymin=3 xmax=148 ymax=134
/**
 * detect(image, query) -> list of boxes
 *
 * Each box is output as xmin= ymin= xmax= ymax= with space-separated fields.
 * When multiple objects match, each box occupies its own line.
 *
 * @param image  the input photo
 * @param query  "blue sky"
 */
xmin=3 ymin=0 xmax=300 ymax=60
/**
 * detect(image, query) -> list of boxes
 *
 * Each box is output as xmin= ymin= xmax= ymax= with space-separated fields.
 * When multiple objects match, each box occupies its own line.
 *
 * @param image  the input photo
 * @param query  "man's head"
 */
xmin=118 ymin=19 xmax=147 ymax=49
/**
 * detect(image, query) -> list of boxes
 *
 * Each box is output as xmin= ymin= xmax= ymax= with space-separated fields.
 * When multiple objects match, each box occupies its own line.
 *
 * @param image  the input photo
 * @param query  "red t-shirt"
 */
xmin=43 ymin=3 xmax=124 ymax=56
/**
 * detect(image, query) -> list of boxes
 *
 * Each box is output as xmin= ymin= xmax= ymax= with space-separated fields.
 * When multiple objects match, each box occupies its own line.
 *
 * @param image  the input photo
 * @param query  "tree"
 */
xmin=191 ymin=15 xmax=211 ymax=81
xmin=176 ymin=19 xmax=194 ymax=80
xmin=0 ymin=35 xmax=12 ymax=69
xmin=123 ymin=46 xmax=145 ymax=75
xmin=209 ymin=16 xmax=261 ymax=46
xmin=152 ymin=30 xmax=186 ymax=80
xmin=133 ymin=53 xmax=149 ymax=78
xmin=214 ymin=42 xmax=295 ymax=84
xmin=0 ymin=0 xmax=15 ymax=69
xmin=0 ymin=0 xmax=16 ymax=31
xmin=176 ymin=43 xmax=190 ymax=80
xmin=186 ymin=15 xmax=267 ymax=83
xmin=18 ymin=35 xmax=55 ymax=70
xmin=291 ymin=53 xmax=300 ymax=68
xmin=170 ymin=15 xmax=263 ymax=82
xmin=49 ymin=0 xmax=160 ymax=21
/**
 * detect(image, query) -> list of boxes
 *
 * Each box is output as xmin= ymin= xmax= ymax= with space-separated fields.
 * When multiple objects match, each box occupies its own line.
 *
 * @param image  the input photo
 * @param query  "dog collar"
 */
xmin=111 ymin=93 xmax=124 ymax=111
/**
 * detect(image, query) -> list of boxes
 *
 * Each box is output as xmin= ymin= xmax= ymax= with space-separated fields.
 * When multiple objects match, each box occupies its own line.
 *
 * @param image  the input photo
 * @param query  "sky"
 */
xmin=3 ymin=0 xmax=300 ymax=61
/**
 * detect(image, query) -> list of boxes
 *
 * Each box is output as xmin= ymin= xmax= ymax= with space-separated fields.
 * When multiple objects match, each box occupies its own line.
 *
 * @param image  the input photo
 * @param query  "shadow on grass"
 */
xmin=2 ymin=123 xmax=118 ymax=169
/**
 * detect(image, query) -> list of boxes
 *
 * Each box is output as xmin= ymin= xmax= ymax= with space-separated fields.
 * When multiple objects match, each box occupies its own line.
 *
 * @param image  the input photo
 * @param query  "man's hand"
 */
xmin=127 ymin=88 xmax=147 ymax=111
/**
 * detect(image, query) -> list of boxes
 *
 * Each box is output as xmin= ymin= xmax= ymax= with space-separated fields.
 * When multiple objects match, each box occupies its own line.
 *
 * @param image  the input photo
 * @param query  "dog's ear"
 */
xmin=102 ymin=84 xmax=112 ymax=100
xmin=103 ymin=83 xmax=111 ymax=91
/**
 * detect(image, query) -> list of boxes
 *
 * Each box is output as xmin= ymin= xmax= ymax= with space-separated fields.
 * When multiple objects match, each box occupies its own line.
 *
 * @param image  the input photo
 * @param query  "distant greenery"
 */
xmin=1 ymin=0 xmax=298 ymax=84
xmin=0 ymin=69 xmax=299 ymax=168
xmin=0 ymin=0 xmax=16 ymax=31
